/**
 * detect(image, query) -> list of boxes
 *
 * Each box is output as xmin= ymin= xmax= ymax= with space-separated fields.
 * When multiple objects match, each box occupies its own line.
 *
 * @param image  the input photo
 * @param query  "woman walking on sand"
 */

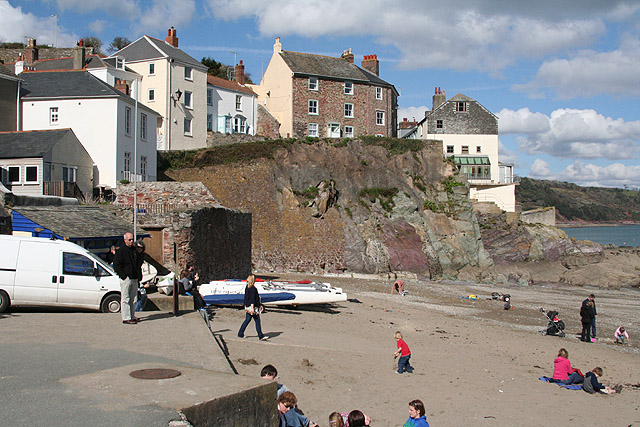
xmin=237 ymin=274 xmax=265 ymax=340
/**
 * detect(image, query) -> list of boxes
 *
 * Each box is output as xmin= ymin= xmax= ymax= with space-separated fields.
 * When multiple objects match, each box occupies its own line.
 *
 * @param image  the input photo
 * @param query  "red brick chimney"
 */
xmin=341 ymin=48 xmax=354 ymax=64
xmin=24 ymin=38 xmax=38 ymax=63
xmin=433 ymin=87 xmax=446 ymax=110
xmin=165 ymin=27 xmax=178 ymax=47
xmin=235 ymin=60 xmax=245 ymax=84
xmin=114 ymin=79 xmax=129 ymax=95
xmin=361 ymin=54 xmax=379 ymax=76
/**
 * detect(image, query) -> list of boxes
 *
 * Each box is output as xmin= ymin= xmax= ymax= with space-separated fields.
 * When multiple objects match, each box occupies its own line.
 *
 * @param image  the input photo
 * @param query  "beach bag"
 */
xmin=571 ymin=368 xmax=584 ymax=378
xmin=245 ymin=305 xmax=263 ymax=315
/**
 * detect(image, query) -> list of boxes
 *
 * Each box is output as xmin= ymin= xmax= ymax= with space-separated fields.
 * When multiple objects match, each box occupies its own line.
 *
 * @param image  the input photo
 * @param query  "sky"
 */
xmin=3 ymin=0 xmax=640 ymax=188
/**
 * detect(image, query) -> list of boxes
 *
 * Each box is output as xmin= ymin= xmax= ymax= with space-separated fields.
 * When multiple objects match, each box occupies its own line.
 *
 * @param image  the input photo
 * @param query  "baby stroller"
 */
xmin=540 ymin=308 xmax=565 ymax=337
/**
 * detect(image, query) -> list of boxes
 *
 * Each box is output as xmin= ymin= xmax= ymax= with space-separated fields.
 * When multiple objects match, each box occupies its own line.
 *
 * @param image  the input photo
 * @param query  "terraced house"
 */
xmin=250 ymin=38 xmax=398 ymax=139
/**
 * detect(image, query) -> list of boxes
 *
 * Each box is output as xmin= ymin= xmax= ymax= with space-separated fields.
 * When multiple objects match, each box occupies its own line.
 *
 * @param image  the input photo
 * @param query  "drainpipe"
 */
xmin=251 ymin=94 xmax=255 ymax=135
xmin=167 ymin=58 xmax=173 ymax=151
xmin=16 ymin=79 xmax=22 ymax=130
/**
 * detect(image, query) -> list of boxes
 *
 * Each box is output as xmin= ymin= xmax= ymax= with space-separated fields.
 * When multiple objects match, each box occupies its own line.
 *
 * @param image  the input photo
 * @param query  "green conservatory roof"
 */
xmin=454 ymin=156 xmax=491 ymax=165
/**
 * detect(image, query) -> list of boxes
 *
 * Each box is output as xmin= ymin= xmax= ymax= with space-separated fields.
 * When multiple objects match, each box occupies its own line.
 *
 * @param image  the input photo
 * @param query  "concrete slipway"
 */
xmin=0 ymin=296 xmax=274 ymax=427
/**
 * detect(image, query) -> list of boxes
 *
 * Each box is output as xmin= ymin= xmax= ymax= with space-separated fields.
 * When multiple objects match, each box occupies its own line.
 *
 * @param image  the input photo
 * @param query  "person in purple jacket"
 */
xmin=403 ymin=399 xmax=429 ymax=427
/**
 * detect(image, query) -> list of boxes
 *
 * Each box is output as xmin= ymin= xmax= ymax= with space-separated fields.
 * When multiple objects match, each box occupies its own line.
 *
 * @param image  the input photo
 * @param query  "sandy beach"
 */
xmin=208 ymin=274 xmax=640 ymax=426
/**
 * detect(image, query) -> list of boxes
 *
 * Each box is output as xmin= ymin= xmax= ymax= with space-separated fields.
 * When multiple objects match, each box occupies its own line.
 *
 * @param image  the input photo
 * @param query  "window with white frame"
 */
xmin=455 ymin=101 xmax=468 ymax=112
xmin=476 ymin=146 xmax=482 ymax=153
xmin=344 ymin=126 xmax=354 ymax=138
xmin=184 ymin=118 xmax=192 ymax=136
xmin=50 ymin=107 xmax=59 ymax=125
xmin=184 ymin=91 xmax=192 ymax=108
xmin=344 ymin=81 xmax=353 ymax=95
xmin=140 ymin=113 xmax=147 ymax=140
xmin=446 ymin=145 xmax=454 ymax=154
xmin=207 ymin=88 xmax=212 ymax=106
xmin=376 ymin=110 xmax=385 ymax=126
xmin=376 ymin=87 xmax=383 ymax=100
xmin=233 ymin=116 xmax=246 ymax=133
xmin=124 ymin=106 xmax=131 ymax=136
xmin=207 ymin=114 xmax=213 ymax=131
xmin=149 ymin=63 xmax=155 ymax=75
xmin=62 ymin=166 xmax=77 ymax=182
xmin=184 ymin=66 xmax=193 ymax=80
xmin=148 ymin=89 xmax=155 ymax=101
xmin=25 ymin=165 xmax=38 ymax=183
xmin=461 ymin=146 xmax=469 ymax=154
xmin=308 ymin=123 xmax=318 ymax=137
xmin=140 ymin=156 xmax=147 ymax=180
xmin=308 ymin=77 xmax=318 ymax=91
xmin=236 ymin=95 xmax=242 ymax=111
xmin=344 ymin=103 xmax=354 ymax=118
xmin=124 ymin=152 xmax=131 ymax=173
xmin=8 ymin=166 xmax=19 ymax=183
xmin=116 ymin=57 xmax=124 ymax=70
xmin=225 ymin=117 xmax=232 ymax=133
xmin=308 ymin=99 xmax=318 ymax=115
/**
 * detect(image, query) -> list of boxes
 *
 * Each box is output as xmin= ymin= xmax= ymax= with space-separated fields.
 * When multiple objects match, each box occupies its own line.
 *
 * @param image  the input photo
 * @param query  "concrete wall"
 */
xmin=470 ymin=183 xmax=517 ymax=212
xmin=520 ymin=207 xmax=556 ymax=226
xmin=206 ymin=131 xmax=269 ymax=148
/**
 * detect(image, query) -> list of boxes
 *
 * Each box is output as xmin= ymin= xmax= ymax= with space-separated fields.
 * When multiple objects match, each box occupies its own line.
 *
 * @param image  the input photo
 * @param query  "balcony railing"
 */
xmin=43 ymin=181 xmax=84 ymax=200
xmin=121 ymin=171 xmax=156 ymax=183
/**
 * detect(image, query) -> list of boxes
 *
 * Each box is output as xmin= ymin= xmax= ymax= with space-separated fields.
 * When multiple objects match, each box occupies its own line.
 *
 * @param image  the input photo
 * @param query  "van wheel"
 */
xmin=0 ymin=290 xmax=10 ymax=312
xmin=101 ymin=294 xmax=121 ymax=313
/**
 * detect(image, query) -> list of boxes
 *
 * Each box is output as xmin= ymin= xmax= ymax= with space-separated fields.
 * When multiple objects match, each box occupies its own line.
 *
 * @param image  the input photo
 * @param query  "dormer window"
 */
xmin=115 ymin=57 xmax=124 ymax=70
xmin=455 ymin=101 xmax=468 ymax=112
xmin=308 ymin=77 xmax=318 ymax=91
xmin=344 ymin=81 xmax=353 ymax=95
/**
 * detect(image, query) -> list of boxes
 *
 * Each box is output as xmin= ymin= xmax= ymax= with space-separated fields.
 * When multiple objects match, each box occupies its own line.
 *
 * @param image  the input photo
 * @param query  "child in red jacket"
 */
xmin=394 ymin=331 xmax=414 ymax=374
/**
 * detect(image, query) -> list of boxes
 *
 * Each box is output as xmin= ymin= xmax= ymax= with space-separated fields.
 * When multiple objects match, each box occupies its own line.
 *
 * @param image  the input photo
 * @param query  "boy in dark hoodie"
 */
xmin=582 ymin=367 xmax=621 ymax=394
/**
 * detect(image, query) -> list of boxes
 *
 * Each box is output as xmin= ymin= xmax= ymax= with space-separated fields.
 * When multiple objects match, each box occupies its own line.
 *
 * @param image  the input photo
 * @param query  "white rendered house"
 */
xmin=20 ymin=71 xmax=159 ymax=189
xmin=206 ymin=65 xmax=257 ymax=135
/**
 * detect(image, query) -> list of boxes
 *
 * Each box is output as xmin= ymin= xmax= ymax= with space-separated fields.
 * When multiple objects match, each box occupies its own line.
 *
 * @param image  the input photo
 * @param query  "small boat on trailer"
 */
xmin=200 ymin=279 xmax=347 ymax=307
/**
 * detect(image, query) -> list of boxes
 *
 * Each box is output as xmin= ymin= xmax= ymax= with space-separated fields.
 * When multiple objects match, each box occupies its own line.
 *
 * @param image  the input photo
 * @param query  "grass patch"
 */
xmin=358 ymin=187 xmax=399 ymax=212
xmin=360 ymin=135 xmax=426 ymax=156
xmin=293 ymin=186 xmax=320 ymax=199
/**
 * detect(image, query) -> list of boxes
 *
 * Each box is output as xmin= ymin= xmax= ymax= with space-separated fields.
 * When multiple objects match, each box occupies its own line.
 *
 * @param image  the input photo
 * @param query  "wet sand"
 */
xmin=207 ymin=274 xmax=640 ymax=426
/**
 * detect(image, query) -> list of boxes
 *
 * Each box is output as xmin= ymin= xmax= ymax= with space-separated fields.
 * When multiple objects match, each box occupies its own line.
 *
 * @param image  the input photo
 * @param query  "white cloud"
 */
xmin=206 ymin=0 xmax=613 ymax=74
xmin=397 ymin=106 xmax=428 ymax=123
xmin=498 ymin=108 xmax=640 ymax=160
xmin=557 ymin=161 xmax=640 ymax=187
xmin=87 ymin=19 xmax=108 ymax=34
xmin=497 ymin=139 xmax=519 ymax=167
xmin=0 ymin=1 xmax=77 ymax=47
xmin=138 ymin=0 xmax=196 ymax=34
xmin=529 ymin=159 xmax=554 ymax=178
xmin=513 ymin=35 xmax=640 ymax=99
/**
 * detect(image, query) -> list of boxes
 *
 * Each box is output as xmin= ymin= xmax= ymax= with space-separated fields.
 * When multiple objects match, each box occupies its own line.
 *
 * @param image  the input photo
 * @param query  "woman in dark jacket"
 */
xmin=580 ymin=301 xmax=595 ymax=342
xmin=237 ymin=274 xmax=265 ymax=340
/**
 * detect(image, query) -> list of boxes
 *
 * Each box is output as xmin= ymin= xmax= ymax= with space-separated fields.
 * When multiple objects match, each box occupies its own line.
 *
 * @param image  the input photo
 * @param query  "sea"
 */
xmin=559 ymin=224 xmax=640 ymax=247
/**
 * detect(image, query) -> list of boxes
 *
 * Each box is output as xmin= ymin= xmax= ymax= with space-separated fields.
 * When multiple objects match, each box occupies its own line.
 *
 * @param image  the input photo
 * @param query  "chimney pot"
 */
xmin=165 ymin=27 xmax=179 ymax=47
xmin=361 ymin=54 xmax=380 ymax=76
xmin=235 ymin=60 xmax=245 ymax=85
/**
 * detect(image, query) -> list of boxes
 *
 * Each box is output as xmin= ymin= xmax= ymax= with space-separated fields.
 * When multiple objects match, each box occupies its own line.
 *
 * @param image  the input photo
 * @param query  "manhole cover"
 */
xmin=129 ymin=368 xmax=182 ymax=380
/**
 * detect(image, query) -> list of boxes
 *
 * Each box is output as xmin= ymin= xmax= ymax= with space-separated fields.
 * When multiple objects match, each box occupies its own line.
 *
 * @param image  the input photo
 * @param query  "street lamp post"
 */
xmin=51 ymin=14 xmax=57 ymax=48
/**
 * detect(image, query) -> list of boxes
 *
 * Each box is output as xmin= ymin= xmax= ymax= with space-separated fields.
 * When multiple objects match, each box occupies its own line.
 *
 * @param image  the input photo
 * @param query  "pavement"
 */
xmin=0 ymin=299 xmax=272 ymax=427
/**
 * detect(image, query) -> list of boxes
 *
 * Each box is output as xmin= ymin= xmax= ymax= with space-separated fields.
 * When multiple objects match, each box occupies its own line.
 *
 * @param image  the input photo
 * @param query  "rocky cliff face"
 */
xmin=165 ymin=139 xmax=605 ymax=283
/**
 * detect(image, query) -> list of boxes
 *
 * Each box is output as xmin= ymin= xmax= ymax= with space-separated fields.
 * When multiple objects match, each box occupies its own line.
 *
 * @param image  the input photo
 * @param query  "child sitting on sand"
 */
xmin=394 ymin=331 xmax=414 ymax=374
xmin=582 ymin=367 xmax=621 ymax=394
xmin=615 ymin=326 xmax=630 ymax=344
xmin=403 ymin=399 xmax=430 ymax=427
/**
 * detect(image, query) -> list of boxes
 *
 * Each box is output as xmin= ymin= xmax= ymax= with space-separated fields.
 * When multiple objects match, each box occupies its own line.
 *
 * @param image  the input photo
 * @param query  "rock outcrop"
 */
xmin=165 ymin=139 xmax=621 ymax=285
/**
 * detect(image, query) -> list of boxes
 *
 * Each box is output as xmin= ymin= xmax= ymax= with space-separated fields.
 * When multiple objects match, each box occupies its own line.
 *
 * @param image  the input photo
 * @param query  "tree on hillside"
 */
xmin=201 ymin=56 xmax=253 ymax=84
xmin=83 ymin=36 xmax=103 ymax=55
xmin=108 ymin=36 xmax=131 ymax=54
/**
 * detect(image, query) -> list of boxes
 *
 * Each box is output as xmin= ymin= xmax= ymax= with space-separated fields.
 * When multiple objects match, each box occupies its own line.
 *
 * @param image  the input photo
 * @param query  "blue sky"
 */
xmin=3 ymin=0 xmax=640 ymax=188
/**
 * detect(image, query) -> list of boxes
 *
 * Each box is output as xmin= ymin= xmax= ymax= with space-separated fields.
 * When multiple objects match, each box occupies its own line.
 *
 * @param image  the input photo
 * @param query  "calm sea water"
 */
xmin=559 ymin=224 xmax=640 ymax=247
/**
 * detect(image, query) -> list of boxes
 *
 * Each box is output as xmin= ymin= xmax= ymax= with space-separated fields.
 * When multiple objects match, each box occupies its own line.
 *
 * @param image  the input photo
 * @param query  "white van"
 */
xmin=0 ymin=235 xmax=121 ymax=313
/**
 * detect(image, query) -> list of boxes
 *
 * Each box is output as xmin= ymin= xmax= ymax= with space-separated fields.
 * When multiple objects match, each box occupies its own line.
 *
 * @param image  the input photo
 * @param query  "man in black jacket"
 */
xmin=113 ymin=232 xmax=139 ymax=324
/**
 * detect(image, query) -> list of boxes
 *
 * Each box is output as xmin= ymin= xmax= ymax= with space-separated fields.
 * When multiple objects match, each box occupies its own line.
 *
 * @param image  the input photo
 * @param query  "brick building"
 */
xmin=249 ymin=38 xmax=398 ymax=139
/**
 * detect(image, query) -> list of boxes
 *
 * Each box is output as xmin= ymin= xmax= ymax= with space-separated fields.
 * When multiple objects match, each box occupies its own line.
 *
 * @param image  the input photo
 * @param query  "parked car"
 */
xmin=0 ymin=235 xmax=121 ymax=313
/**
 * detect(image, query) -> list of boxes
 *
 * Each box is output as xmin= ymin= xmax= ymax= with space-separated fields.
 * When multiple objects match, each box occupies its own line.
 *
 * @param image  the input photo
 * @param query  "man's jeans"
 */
xmin=120 ymin=278 xmax=138 ymax=321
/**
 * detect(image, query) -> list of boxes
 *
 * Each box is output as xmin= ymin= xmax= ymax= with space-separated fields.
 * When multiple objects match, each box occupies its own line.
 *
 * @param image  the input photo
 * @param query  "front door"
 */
xmin=327 ymin=123 xmax=341 ymax=138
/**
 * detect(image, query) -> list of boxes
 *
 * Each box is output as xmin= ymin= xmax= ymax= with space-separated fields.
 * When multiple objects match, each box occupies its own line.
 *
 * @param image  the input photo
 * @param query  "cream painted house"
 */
xmin=407 ymin=88 xmax=517 ymax=212
xmin=110 ymin=27 xmax=208 ymax=151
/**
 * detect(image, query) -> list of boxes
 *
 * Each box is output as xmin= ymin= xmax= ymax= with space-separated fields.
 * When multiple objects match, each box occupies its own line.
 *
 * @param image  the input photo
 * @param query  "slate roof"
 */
xmin=11 ymin=205 xmax=146 ymax=239
xmin=19 ymin=71 xmax=159 ymax=115
xmin=29 ymin=54 xmax=138 ymax=74
xmin=0 ymin=62 xmax=19 ymax=80
xmin=0 ymin=129 xmax=74 ymax=158
xmin=207 ymin=75 xmax=256 ymax=96
xmin=112 ymin=36 xmax=205 ymax=70
xmin=279 ymin=51 xmax=397 ymax=92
